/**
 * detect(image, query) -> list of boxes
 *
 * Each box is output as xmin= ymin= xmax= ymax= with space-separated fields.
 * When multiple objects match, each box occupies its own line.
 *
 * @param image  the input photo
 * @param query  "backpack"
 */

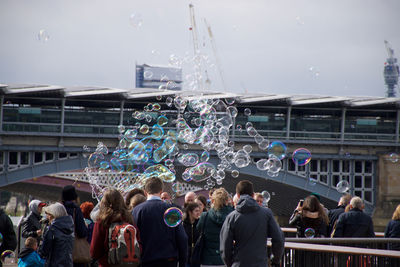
xmin=108 ymin=222 xmax=141 ymax=267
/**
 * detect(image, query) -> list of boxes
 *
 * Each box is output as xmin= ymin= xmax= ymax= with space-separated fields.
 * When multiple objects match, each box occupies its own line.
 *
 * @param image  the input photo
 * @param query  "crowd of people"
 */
xmin=0 ymin=178 xmax=398 ymax=267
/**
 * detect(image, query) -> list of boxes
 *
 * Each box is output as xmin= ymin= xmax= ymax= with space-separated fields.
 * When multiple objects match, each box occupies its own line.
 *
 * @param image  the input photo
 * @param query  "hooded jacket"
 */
xmin=196 ymin=205 xmax=233 ymax=265
xmin=18 ymin=247 xmax=45 ymax=267
xmin=220 ymin=195 xmax=284 ymax=267
xmin=21 ymin=200 xmax=43 ymax=243
xmin=39 ymin=215 xmax=74 ymax=267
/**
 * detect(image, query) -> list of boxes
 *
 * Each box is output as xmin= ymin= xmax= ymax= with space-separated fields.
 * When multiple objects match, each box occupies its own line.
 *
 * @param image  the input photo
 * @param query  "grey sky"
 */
xmin=1 ymin=0 xmax=399 ymax=97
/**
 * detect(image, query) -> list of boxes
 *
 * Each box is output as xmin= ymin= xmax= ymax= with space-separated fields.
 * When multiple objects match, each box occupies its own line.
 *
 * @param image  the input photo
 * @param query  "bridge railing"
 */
xmin=267 ymin=238 xmax=400 ymax=267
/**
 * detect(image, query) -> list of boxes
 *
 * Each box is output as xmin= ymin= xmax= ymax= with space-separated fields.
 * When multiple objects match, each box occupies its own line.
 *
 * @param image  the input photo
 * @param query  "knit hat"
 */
xmin=62 ymin=185 xmax=78 ymax=201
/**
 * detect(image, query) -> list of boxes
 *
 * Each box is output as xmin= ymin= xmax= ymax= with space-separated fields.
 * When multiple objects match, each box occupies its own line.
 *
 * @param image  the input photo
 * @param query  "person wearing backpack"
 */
xmin=90 ymin=188 xmax=140 ymax=267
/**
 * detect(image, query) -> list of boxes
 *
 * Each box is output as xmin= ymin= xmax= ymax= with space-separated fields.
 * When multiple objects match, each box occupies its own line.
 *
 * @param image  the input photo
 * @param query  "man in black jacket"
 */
xmin=0 ymin=208 xmax=17 ymax=267
xmin=220 ymin=180 xmax=284 ymax=267
xmin=333 ymin=196 xmax=375 ymax=237
xmin=327 ymin=193 xmax=351 ymax=236
xmin=21 ymin=200 xmax=46 ymax=246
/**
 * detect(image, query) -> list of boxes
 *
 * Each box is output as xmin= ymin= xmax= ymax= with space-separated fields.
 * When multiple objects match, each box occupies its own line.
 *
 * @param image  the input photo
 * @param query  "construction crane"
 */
xmin=383 ymin=40 xmax=399 ymax=97
xmin=204 ymin=19 xmax=228 ymax=92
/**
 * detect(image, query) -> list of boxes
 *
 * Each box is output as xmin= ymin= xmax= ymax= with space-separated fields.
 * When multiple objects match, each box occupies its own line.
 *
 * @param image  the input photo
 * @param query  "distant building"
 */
xmin=135 ymin=63 xmax=182 ymax=90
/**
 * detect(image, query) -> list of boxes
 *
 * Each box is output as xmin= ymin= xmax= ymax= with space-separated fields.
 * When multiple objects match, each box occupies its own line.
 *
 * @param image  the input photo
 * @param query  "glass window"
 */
xmin=34 ymin=152 xmax=43 ymax=163
xmin=9 ymin=152 xmax=18 ymax=165
xmin=21 ymin=152 xmax=29 ymax=165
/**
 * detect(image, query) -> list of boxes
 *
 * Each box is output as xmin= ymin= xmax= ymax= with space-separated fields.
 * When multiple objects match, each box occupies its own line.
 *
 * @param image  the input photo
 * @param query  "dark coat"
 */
xmin=220 ymin=195 xmax=284 ymax=267
xmin=63 ymin=201 xmax=88 ymax=239
xmin=39 ymin=215 xmax=74 ymax=267
xmin=333 ymin=208 xmax=375 ymax=238
xmin=132 ymin=198 xmax=188 ymax=267
xmin=327 ymin=205 xmax=346 ymax=235
xmin=289 ymin=211 xmax=328 ymax=237
xmin=196 ymin=205 xmax=233 ymax=265
xmin=21 ymin=211 xmax=42 ymax=244
xmin=384 ymin=219 xmax=400 ymax=250
xmin=0 ymin=209 xmax=17 ymax=267
xmin=183 ymin=218 xmax=200 ymax=264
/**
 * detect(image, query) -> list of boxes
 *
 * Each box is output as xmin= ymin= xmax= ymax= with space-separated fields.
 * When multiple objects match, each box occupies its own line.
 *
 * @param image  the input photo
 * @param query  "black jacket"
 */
xmin=39 ymin=215 xmax=74 ymax=267
xmin=0 ymin=209 xmax=17 ymax=258
xmin=63 ymin=201 xmax=88 ymax=239
xmin=333 ymin=208 xmax=375 ymax=237
xmin=220 ymin=195 xmax=284 ymax=267
xmin=289 ymin=210 xmax=328 ymax=237
xmin=384 ymin=219 xmax=400 ymax=250
xmin=21 ymin=211 xmax=42 ymax=243
xmin=327 ymin=205 xmax=346 ymax=235
xmin=183 ymin=218 xmax=200 ymax=264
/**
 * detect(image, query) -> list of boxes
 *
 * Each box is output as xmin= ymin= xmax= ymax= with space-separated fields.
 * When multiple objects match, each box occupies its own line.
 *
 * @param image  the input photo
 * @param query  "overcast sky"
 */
xmin=1 ymin=0 xmax=399 ymax=97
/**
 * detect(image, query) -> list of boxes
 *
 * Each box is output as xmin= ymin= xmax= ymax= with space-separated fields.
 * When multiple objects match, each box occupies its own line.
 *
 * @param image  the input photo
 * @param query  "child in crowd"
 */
xmin=18 ymin=237 xmax=45 ymax=267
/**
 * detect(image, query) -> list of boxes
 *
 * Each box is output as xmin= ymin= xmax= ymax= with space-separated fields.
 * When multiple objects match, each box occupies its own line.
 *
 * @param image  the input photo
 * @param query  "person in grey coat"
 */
xmin=220 ymin=180 xmax=284 ymax=267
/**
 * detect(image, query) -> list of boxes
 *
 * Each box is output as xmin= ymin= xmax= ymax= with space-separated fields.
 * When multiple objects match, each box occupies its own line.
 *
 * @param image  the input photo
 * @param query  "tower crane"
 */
xmin=384 ymin=40 xmax=399 ymax=97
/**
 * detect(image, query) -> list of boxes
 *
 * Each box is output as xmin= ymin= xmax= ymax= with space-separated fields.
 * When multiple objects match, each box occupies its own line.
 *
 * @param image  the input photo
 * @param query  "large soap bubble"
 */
xmin=163 ymin=207 xmax=183 ymax=227
xmin=336 ymin=180 xmax=350 ymax=193
xmin=292 ymin=148 xmax=311 ymax=166
xmin=268 ymin=141 xmax=287 ymax=160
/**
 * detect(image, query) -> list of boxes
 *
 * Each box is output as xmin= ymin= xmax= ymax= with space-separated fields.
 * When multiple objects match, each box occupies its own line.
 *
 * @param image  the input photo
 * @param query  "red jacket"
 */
xmin=90 ymin=221 xmax=110 ymax=267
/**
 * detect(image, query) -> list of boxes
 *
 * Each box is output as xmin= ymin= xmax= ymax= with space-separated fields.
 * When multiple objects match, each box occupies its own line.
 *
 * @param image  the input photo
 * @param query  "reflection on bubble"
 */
xmin=308 ymin=177 xmax=317 ymax=186
xmin=139 ymin=124 xmax=149 ymax=135
xmin=172 ymin=182 xmax=183 ymax=193
xmin=163 ymin=207 xmax=183 ymax=227
xmin=336 ymin=180 xmax=350 ymax=193
xmin=1 ymin=250 xmax=15 ymax=264
xmin=389 ymin=152 xmax=399 ymax=163
xmin=304 ymin=228 xmax=315 ymax=238
xmin=292 ymin=148 xmax=311 ymax=166
xmin=256 ymin=159 xmax=268 ymax=171
xmin=200 ymin=151 xmax=210 ymax=162
xmin=38 ymin=29 xmax=50 ymax=42
xmin=244 ymin=108 xmax=251 ymax=116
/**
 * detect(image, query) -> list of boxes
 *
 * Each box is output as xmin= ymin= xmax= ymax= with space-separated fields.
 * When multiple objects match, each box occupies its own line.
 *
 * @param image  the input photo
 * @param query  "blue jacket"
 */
xmin=132 ymin=198 xmax=188 ymax=266
xmin=333 ymin=208 xmax=375 ymax=238
xmin=39 ymin=215 xmax=74 ymax=267
xmin=384 ymin=219 xmax=400 ymax=250
xmin=63 ymin=201 xmax=88 ymax=239
xmin=197 ymin=205 xmax=233 ymax=265
xmin=18 ymin=248 xmax=45 ymax=267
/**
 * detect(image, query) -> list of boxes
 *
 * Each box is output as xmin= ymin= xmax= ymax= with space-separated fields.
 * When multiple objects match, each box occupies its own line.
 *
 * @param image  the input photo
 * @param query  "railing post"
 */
xmin=286 ymin=106 xmax=291 ymax=140
xmin=61 ymin=98 xmax=65 ymax=134
xmin=0 ymin=95 xmax=3 ymax=135
xmin=119 ymin=100 xmax=125 ymax=126
xmin=341 ymin=107 xmax=346 ymax=142
xmin=396 ymin=109 xmax=399 ymax=143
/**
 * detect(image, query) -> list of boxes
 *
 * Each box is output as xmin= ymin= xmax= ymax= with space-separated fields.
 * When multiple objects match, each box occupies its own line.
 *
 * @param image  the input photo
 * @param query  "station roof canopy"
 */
xmin=2 ymin=83 xmax=400 ymax=109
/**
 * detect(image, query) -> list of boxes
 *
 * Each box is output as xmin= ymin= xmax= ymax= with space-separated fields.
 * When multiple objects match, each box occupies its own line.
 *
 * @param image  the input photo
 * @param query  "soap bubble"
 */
xmin=266 ymin=156 xmax=282 ymax=174
xmin=243 ymin=144 xmax=253 ymax=154
xmin=261 ymin=190 xmax=271 ymax=203
xmin=163 ymin=207 xmax=183 ymax=227
xmin=139 ymin=124 xmax=149 ymax=134
xmin=292 ymin=148 xmax=312 ymax=166
xmin=166 ymin=97 xmax=173 ymax=107
xmin=172 ymin=182 xmax=183 ymax=193
xmin=129 ymin=13 xmax=143 ymax=27
xmin=231 ymin=170 xmax=239 ymax=178
xmin=244 ymin=108 xmax=251 ymax=116
xmin=268 ymin=141 xmax=287 ymax=160
xmin=118 ymin=125 xmax=126 ymax=134
xmin=1 ymin=250 xmax=15 ymax=263
xmin=304 ymin=228 xmax=315 ymax=238
xmin=256 ymin=159 xmax=268 ymax=171
xmin=308 ymin=177 xmax=317 ymax=186
xmin=38 ymin=29 xmax=50 ymax=42
xmin=336 ymin=180 xmax=350 ymax=193
xmin=144 ymin=70 xmax=153 ymax=79
xmin=388 ymin=153 xmax=399 ymax=163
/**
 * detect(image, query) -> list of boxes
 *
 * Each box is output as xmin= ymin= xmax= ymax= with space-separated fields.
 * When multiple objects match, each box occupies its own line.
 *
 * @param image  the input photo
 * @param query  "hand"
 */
xmin=36 ymin=229 xmax=42 ymax=236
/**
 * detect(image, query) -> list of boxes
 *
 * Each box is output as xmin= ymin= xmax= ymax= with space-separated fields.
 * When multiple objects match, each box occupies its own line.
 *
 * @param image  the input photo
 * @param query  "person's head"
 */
xmin=185 ymin=191 xmax=196 ymax=204
xmin=208 ymin=188 xmax=216 ymax=199
xmin=80 ymin=201 xmax=95 ymax=219
xmin=211 ymin=188 xmax=229 ymax=211
xmin=44 ymin=202 xmax=67 ymax=222
xmin=25 ymin=237 xmax=38 ymax=250
xmin=99 ymin=188 xmax=133 ymax=227
xmin=161 ymin=192 xmax=171 ymax=201
xmin=236 ymin=180 xmax=254 ymax=197
xmin=302 ymin=195 xmax=329 ymax=224
xmin=62 ymin=185 xmax=78 ymax=202
xmin=129 ymin=194 xmax=147 ymax=209
xmin=144 ymin=177 xmax=163 ymax=195
xmin=29 ymin=200 xmax=46 ymax=215
xmin=254 ymin=193 xmax=264 ymax=207
xmin=195 ymin=195 xmax=207 ymax=212
xmin=392 ymin=204 xmax=400 ymax=220
xmin=125 ymin=188 xmax=145 ymax=206
xmin=339 ymin=193 xmax=352 ymax=206
xmin=350 ymin=196 xmax=364 ymax=210
xmin=184 ymin=202 xmax=201 ymax=222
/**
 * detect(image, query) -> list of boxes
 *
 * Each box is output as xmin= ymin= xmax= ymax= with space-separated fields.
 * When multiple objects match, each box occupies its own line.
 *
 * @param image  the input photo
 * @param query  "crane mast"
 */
xmin=384 ymin=40 xmax=399 ymax=97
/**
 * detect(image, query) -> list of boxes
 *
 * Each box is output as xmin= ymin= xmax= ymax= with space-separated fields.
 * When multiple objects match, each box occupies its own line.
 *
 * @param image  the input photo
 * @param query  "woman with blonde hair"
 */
xmin=90 ymin=188 xmax=137 ymax=267
xmin=384 ymin=204 xmax=400 ymax=250
xmin=196 ymin=188 xmax=233 ymax=267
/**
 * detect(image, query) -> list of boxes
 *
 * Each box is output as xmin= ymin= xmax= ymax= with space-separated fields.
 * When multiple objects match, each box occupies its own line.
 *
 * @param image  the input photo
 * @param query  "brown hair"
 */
xmin=144 ymin=177 xmax=163 ymax=194
xmin=130 ymin=194 xmax=146 ymax=209
xmin=212 ymin=188 xmax=229 ymax=211
xmin=302 ymin=195 xmax=329 ymax=224
xmin=195 ymin=195 xmax=208 ymax=211
xmin=392 ymin=204 xmax=400 ymax=220
xmin=125 ymin=188 xmax=145 ymax=206
xmin=25 ymin=237 xmax=37 ymax=249
xmin=184 ymin=202 xmax=200 ymax=221
xmin=236 ymin=180 xmax=254 ymax=196
xmin=98 ymin=188 xmax=134 ymax=227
